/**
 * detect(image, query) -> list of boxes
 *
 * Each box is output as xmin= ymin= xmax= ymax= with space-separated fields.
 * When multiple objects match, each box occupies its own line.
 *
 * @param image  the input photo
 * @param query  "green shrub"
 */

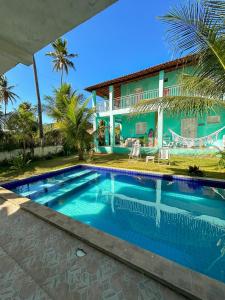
xmin=187 ymin=165 xmax=204 ymax=177
xmin=218 ymin=151 xmax=225 ymax=168
xmin=10 ymin=154 xmax=31 ymax=171
xmin=0 ymin=158 xmax=11 ymax=167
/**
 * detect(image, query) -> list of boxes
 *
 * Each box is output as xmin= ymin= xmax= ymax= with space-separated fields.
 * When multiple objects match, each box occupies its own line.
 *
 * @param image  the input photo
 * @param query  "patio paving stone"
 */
xmin=0 ymin=198 xmax=188 ymax=300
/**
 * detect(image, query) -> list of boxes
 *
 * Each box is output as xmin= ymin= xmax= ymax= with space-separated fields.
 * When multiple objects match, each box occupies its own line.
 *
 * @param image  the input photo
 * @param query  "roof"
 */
xmin=0 ymin=0 xmax=117 ymax=74
xmin=85 ymin=55 xmax=196 ymax=98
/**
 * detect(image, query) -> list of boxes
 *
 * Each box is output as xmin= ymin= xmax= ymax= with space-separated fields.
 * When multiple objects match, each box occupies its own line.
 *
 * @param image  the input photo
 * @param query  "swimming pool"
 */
xmin=4 ymin=165 xmax=225 ymax=284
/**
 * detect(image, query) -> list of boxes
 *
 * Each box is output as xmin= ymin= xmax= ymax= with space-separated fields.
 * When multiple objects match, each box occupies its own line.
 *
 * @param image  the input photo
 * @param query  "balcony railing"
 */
xmin=114 ymin=89 xmax=159 ymax=110
xmin=96 ymin=85 xmax=225 ymax=113
xmin=163 ymin=85 xmax=182 ymax=97
xmin=96 ymin=101 xmax=109 ymax=113
xmin=96 ymin=85 xmax=188 ymax=112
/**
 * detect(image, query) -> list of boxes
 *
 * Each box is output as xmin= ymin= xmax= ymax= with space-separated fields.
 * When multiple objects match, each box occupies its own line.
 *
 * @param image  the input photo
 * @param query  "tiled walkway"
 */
xmin=0 ymin=199 xmax=188 ymax=300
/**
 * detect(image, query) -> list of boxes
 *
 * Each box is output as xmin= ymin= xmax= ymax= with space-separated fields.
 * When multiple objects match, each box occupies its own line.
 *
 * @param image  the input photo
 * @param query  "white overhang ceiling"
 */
xmin=0 ymin=0 xmax=117 ymax=73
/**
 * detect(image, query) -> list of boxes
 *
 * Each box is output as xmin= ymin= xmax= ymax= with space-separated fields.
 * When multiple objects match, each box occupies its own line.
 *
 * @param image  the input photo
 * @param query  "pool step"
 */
xmin=35 ymin=172 xmax=101 ymax=207
xmin=22 ymin=169 xmax=93 ymax=199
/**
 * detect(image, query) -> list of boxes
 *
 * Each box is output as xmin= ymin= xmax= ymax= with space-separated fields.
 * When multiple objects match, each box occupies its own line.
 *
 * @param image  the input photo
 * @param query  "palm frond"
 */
xmin=132 ymin=95 xmax=225 ymax=117
xmin=178 ymin=73 xmax=224 ymax=98
xmin=159 ymin=0 xmax=225 ymax=58
xmin=204 ymin=0 xmax=225 ymax=23
xmin=46 ymin=37 xmax=78 ymax=80
xmin=155 ymin=0 xmax=225 ymax=116
xmin=0 ymin=76 xmax=19 ymax=114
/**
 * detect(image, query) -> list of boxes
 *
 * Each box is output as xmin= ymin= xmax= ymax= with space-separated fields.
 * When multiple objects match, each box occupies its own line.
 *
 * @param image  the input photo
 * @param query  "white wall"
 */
xmin=0 ymin=145 xmax=63 ymax=162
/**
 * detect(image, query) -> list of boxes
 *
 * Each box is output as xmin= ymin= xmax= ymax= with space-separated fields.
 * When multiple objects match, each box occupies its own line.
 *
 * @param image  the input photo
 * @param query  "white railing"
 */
xmin=165 ymin=85 xmax=225 ymax=99
xmin=114 ymin=89 xmax=159 ymax=110
xmin=96 ymin=85 xmax=225 ymax=113
xmin=96 ymin=101 xmax=109 ymax=113
xmin=163 ymin=85 xmax=182 ymax=97
xmin=96 ymin=85 xmax=192 ymax=112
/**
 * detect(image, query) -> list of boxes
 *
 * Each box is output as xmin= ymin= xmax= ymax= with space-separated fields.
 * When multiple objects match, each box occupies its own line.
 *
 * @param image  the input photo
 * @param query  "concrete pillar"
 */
xmin=109 ymin=86 xmax=115 ymax=148
xmin=109 ymin=85 xmax=114 ymax=111
xmin=92 ymin=90 xmax=97 ymax=108
xmin=158 ymin=71 xmax=164 ymax=148
xmin=105 ymin=120 xmax=109 ymax=146
xmin=110 ymin=115 xmax=115 ymax=147
xmin=92 ymin=90 xmax=98 ymax=148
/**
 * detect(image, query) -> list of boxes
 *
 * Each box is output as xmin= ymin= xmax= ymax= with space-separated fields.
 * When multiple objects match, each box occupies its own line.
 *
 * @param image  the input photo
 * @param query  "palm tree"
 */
xmin=46 ymin=38 xmax=78 ymax=86
xmin=134 ymin=0 xmax=225 ymax=116
xmin=32 ymin=54 xmax=44 ymax=143
xmin=44 ymin=83 xmax=78 ymax=119
xmin=0 ymin=75 xmax=19 ymax=116
xmin=45 ymin=84 xmax=94 ymax=160
xmin=0 ymin=106 xmax=4 ymax=130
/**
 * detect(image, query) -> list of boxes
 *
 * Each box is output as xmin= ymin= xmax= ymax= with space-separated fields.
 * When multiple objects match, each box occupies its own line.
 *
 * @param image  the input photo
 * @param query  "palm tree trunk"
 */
xmin=61 ymin=69 xmax=63 ymax=86
xmin=78 ymin=149 xmax=84 ymax=160
xmin=23 ymin=139 xmax=26 ymax=159
xmin=4 ymin=102 xmax=7 ymax=116
xmin=32 ymin=54 xmax=44 ymax=145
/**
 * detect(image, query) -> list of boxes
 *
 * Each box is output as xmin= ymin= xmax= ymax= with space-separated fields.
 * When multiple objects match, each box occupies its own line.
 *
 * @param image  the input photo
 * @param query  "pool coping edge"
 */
xmin=0 ymin=164 xmax=225 ymax=300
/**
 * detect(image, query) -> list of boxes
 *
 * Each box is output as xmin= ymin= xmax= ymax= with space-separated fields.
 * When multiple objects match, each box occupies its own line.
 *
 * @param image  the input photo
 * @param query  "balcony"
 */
xmin=96 ymin=85 xmax=183 ymax=113
xmin=96 ymin=101 xmax=109 ymax=113
xmin=114 ymin=88 xmax=159 ymax=110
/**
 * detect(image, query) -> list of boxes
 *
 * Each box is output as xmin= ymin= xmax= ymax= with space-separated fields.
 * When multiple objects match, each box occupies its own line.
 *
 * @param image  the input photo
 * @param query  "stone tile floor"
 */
xmin=0 ymin=199 xmax=188 ymax=300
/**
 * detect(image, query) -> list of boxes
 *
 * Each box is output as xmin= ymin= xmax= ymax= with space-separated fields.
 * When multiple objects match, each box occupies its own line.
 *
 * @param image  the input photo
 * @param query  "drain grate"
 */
xmin=76 ymin=248 xmax=87 ymax=257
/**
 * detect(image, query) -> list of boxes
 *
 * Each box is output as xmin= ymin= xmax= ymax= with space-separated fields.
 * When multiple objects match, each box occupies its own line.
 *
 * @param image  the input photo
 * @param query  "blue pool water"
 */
xmin=8 ymin=166 xmax=225 ymax=283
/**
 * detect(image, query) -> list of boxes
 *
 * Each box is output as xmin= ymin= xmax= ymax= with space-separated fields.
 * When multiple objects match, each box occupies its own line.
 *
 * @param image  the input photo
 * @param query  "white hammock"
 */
xmin=169 ymin=126 xmax=225 ymax=148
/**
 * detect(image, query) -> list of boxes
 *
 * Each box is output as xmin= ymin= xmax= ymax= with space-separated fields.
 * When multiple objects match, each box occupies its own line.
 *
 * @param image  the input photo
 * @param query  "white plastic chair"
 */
xmin=129 ymin=141 xmax=141 ymax=160
xmin=158 ymin=148 xmax=170 ymax=164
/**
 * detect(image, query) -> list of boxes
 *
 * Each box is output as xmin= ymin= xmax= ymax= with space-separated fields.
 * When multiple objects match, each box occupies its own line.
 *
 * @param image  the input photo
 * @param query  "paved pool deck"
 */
xmin=0 ymin=198 xmax=187 ymax=300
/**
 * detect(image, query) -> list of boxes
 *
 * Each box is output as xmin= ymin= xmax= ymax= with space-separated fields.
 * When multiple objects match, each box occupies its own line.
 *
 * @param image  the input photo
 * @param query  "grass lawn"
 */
xmin=0 ymin=153 xmax=224 ymax=183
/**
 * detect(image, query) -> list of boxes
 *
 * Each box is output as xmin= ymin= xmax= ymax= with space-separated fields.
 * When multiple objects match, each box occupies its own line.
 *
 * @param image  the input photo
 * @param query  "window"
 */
xmin=181 ymin=118 xmax=197 ymax=138
xmin=134 ymin=88 xmax=143 ymax=94
xmin=207 ymin=116 xmax=220 ymax=124
xmin=136 ymin=122 xmax=147 ymax=134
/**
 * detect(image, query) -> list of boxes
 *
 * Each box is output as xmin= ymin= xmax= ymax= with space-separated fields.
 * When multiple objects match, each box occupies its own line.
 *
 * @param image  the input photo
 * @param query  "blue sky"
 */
xmin=5 ymin=0 xmax=179 ymax=123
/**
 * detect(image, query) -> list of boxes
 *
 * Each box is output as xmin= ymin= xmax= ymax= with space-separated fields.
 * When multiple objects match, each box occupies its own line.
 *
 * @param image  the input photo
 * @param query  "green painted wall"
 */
xmin=120 ymin=66 xmax=194 ymax=96
xmin=117 ymin=113 xmax=156 ymax=139
xmin=97 ymin=146 xmax=218 ymax=155
xmin=97 ymin=108 xmax=225 ymax=148
xmin=164 ymin=66 xmax=194 ymax=88
xmin=121 ymin=74 xmax=159 ymax=96
xmin=163 ymin=108 xmax=225 ymax=146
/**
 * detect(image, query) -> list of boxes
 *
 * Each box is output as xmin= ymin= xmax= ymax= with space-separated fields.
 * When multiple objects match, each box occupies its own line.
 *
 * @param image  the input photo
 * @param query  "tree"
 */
xmin=0 ymin=75 xmax=19 ymax=116
xmin=44 ymin=83 xmax=78 ymax=119
xmin=46 ymin=38 xmax=78 ymax=85
xmin=7 ymin=102 xmax=38 ymax=158
xmin=134 ymin=0 xmax=225 ymax=116
xmin=32 ymin=54 xmax=44 ymax=143
xmin=45 ymin=84 xmax=94 ymax=160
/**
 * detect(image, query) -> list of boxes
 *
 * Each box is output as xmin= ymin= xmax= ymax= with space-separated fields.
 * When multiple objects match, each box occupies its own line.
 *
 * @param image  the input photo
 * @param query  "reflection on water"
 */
xmin=13 ymin=168 xmax=225 ymax=283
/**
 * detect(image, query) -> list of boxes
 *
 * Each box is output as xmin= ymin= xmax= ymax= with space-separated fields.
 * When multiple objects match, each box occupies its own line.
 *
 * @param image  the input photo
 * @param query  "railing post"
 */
xmin=158 ymin=71 xmax=164 ymax=148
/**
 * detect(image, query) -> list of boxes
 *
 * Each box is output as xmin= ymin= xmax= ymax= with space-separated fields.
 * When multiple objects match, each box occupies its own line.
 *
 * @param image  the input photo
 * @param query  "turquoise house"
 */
xmin=85 ymin=56 xmax=225 ymax=155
